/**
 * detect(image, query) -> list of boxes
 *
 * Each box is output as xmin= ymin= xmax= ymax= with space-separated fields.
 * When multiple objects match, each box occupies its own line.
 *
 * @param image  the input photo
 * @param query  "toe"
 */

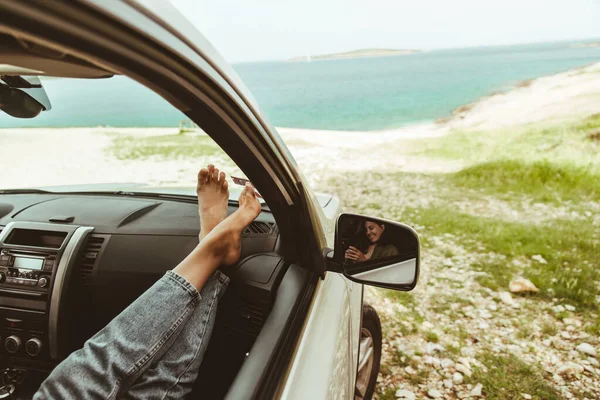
xmin=197 ymin=168 xmax=209 ymax=186
xmin=245 ymin=183 xmax=256 ymax=198
xmin=212 ymin=167 xmax=219 ymax=181
xmin=222 ymin=180 xmax=229 ymax=192
xmin=219 ymin=171 xmax=226 ymax=184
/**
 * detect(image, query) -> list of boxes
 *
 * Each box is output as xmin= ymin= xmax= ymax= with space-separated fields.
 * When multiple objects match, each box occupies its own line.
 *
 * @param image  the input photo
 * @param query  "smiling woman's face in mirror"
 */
xmin=365 ymin=221 xmax=385 ymax=244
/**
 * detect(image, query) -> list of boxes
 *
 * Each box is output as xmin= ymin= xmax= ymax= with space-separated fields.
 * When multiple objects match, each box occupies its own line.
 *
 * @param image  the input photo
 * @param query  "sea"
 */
xmin=2 ymin=40 xmax=600 ymax=131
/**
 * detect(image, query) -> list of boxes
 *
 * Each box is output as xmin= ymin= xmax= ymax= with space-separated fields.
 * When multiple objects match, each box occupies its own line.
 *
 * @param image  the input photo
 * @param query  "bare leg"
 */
xmin=123 ymin=177 xmax=261 ymax=399
xmin=174 ymin=181 xmax=260 ymax=290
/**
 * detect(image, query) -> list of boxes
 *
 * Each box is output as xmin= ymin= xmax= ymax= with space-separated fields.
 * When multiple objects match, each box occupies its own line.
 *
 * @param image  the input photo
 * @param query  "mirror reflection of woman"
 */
xmin=345 ymin=220 xmax=399 ymax=262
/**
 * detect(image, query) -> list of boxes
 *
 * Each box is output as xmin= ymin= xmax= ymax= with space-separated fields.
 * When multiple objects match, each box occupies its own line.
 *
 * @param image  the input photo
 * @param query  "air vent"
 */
xmin=243 ymin=221 xmax=276 ymax=236
xmin=227 ymin=300 xmax=268 ymax=338
xmin=78 ymin=235 xmax=105 ymax=280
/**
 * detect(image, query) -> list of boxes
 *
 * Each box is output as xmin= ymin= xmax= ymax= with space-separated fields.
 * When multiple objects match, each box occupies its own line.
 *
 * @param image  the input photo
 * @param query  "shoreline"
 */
xmin=1 ymin=61 xmax=600 ymax=145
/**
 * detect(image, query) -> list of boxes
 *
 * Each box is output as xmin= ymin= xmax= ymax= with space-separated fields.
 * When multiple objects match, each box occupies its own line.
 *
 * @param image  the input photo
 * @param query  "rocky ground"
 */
xmin=310 ymin=163 xmax=599 ymax=400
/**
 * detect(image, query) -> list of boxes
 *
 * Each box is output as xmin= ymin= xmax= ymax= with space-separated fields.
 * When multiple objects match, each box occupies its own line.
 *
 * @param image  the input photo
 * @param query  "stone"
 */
xmin=563 ymin=318 xmax=581 ymax=327
xmin=441 ymin=358 xmax=454 ymax=369
xmin=557 ymin=362 xmax=584 ymax=377
xmin=532 ymin=254 xmax=548 ymax=264
xmin=444 ymin=379 xmax=453 ymax=389
xmin=404 ymin=366 xmax=417 ymax=375
xmin=455 ymin=363 xmax=472 ymax=377
xmin=480 ymin=309 xmax=492 ymax=319
xmin=576 ymin=343 xmax=597 ymax=357
xmin=564 ymin=304 xmax=575 ymax=311
xmin=509 ymin=278 xmax=539 ymax=293
xmin=470 ymin=383 xmax=483 ymax=397
xmin=395 ymin=389 xmax=416 ymax=400
xmin=422 ymin=321 xmax=434 ymax=330
xmin=453 ymin=372 xmax=464 ymax=384
xmin=560 ymin=331 xmax=572 ymax=339
xmin=552 ymin=305 xmax=566 ymax=313
xmin=427 ymin=389 xmax=442 ymax=399
xmin=499 ymin=292 xmax=514 ymax=305
xmin=589 ymin=357 xmax=599 ymax=366
xmin=457 ymin=357 xmax=471 ymax=369
xmin=542 ymin=339 xmax=552 ymax=347
xmin=522 ymin=394 xmax=532 ymax=399
xmin=426 ymin=343 xmax=445 ymax=354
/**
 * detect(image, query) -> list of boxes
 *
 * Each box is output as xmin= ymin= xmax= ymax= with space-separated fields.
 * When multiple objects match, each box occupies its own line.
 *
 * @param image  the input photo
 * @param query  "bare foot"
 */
xmin=197 ymin=164 xmax=229 ymax=240
xmin=173 ymin=183 xmax=261 ymax=290
xmin=202 ymin=183 xmax=262 ymax=266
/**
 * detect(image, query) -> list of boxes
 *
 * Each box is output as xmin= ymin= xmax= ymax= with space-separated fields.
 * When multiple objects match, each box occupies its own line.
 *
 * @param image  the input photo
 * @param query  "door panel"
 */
xmin=280 ymin=272 xmax=354 ymax=400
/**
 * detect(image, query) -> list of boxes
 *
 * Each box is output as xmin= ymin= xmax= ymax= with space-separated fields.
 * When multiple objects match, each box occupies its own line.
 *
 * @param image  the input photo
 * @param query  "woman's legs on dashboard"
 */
xmin=122 ymin=166 xmax=255 ymax=399
xmin=34 ymin=166 xmax=261 ymax=400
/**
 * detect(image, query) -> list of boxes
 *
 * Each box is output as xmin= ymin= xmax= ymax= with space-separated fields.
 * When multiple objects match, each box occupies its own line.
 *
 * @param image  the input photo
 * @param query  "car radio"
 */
xmin=0 ymin=222 xmax=94 ymax=363
xmin=0 ymin=250 xmax=55 ymax=291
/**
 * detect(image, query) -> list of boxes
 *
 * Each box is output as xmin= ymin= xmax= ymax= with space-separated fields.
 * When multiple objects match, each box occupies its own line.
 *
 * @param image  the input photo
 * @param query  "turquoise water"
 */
xmin=2 ymin=40 xmax=600 ymax=131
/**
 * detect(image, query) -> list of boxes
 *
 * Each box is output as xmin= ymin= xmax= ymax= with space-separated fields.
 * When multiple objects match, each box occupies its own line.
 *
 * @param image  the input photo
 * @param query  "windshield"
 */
xmin=0 ymin=76 xmax=252 ymax=201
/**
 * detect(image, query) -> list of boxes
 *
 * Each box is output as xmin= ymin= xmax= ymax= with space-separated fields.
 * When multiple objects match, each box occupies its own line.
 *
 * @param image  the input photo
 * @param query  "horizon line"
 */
xmin=230 ymin=36 xmax=600 ymax=65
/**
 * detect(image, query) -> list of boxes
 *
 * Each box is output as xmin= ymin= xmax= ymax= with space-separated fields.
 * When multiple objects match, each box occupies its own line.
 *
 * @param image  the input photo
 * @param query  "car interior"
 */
xmin=0 ymin=32 xmax=320 ymax=399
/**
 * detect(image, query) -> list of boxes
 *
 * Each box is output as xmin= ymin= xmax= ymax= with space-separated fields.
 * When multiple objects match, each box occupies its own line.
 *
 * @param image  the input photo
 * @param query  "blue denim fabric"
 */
xmin=35 ymin=270 xmax=229 ymax=400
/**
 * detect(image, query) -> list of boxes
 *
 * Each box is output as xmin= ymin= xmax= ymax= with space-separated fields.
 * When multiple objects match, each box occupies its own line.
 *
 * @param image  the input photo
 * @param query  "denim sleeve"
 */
xmin=35 ymin=270 xmax=203 ymax=400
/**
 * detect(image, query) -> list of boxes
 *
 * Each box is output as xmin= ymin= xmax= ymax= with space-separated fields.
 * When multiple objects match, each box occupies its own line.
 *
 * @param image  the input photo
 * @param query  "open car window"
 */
xmin=0 ymin=75 xmax=259 ymax=202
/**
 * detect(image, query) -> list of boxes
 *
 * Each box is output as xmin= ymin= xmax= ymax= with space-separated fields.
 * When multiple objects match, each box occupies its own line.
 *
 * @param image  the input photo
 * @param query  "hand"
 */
xmin=345 ymin=246 xmax=367 ymax=262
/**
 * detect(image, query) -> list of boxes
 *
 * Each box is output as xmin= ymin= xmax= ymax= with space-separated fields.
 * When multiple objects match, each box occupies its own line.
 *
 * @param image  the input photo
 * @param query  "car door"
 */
xmin=278 ymin=272 xmax=363 ymax=400
xmin=0 ymin=0 xmax=336 ymax=398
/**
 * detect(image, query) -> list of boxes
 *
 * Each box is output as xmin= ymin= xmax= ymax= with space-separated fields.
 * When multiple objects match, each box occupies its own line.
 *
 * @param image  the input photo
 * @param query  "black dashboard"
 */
xmin=0 ymin=193 xmax=285 ymax=398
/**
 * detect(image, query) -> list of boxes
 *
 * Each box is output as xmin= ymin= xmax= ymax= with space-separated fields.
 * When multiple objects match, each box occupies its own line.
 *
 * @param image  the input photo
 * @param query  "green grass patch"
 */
xmin=424 ymin=331 xmax=439 ymax=343
xmin=541 ymin=322 xmax=558 ymax=336
xmin=379 ymin=289 xmax=416 ymax=308
xmin=471 ymin=352 xmax=560 ymax=400
xmin=109 ymin=133 xmax=225 ymax=160
xmin=584 ymin=314 xmax=600 ymax=335
xmin=376 ymin=387 xmax=398 ymax=400
xmin=408 ymin=206 xmax=600 ymax=309
xmin=473 ymin=260 xmax=517 ymax=291
xmin=405 ymin=116 xmax=600 ymax=172
xmin=449 ymin=159 xmax=600 ymax=203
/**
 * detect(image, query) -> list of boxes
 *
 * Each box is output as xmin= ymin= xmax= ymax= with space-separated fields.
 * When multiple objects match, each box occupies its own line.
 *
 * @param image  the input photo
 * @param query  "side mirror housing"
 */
xmin=329 ymin=213 xmax=420 ymax=291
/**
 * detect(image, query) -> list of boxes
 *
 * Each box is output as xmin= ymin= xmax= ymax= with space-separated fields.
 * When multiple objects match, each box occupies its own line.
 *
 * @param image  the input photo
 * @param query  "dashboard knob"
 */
xmin=0 ymin=272 xmax=5 ymax=283
xmin=25 ymin=338 xmax=43 ymax=357
xmin=38 ymin=277 xmax=49 ymax=288
xmin=5 ymin=335 xmax=21 ymax=353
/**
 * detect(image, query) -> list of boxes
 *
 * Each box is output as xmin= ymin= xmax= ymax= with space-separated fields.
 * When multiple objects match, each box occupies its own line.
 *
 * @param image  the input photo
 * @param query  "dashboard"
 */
xmin=0 ymin=193 xmax=284 ymax=398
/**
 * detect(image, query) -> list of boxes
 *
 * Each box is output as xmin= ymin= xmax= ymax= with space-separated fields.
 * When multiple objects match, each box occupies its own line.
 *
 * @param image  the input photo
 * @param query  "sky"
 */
xmin=170 ymin=0 xmax=600 ymax=63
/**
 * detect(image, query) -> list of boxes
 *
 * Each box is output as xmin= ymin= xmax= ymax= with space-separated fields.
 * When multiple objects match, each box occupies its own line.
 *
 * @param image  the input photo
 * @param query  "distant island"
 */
xmin=571 ymin=42 xmax=600 ymax=49
xmin=288 ymin=48 xmax=421 ymax=62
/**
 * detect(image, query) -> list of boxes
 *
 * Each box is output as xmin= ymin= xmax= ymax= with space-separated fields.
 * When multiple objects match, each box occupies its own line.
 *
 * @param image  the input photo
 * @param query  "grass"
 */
xmin=470 ymin=352 xmax=561 ymax=400
xmin=473 ymin=260 xmax=516 ymax=291
xmin=404 ymin=115 xmax=600 ymax=173
xmin=449 ymin=159 xmax=600 ymax=203
xmin=541 ymin=322 xmax=558 ymax=336
xmin=109 ymin=133 xmax=225 ymax=160
xmin=406 ymin=206 xmax=599 ymax=309
xmin=424 ymin=331 xmax=439 ymax=343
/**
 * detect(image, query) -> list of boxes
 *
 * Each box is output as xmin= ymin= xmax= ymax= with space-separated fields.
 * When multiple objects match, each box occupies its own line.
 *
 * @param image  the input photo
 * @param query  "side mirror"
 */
xmin=333 ymin=213 xmax=420 ymax=291
xmin=0 ymin=76 xmax=51 ymax=118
